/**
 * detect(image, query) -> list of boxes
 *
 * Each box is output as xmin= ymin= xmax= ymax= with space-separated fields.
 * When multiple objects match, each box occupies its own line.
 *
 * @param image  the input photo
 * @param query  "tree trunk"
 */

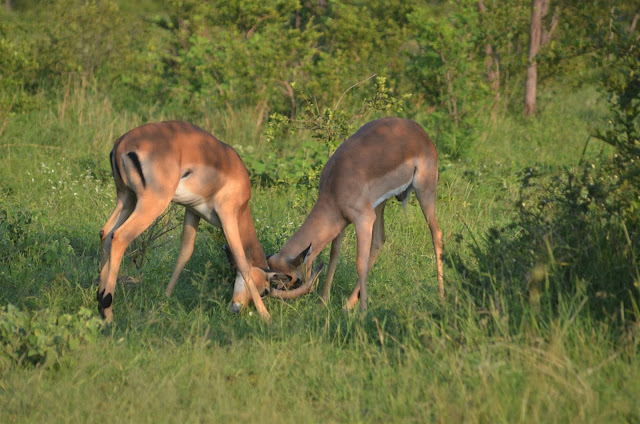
xmin=524 ymin=0 xmax=544 ymax=117
xmin=5 ymin=0 xmax=11 ymax=12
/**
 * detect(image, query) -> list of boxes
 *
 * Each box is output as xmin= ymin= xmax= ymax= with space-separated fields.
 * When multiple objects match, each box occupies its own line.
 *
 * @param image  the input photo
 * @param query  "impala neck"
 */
xmin=280 ymin=199 xmax=347 ymax=262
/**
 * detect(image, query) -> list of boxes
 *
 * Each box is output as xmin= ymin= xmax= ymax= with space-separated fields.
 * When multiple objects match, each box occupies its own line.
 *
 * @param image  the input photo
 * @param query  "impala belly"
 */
xmin=373 ymin=180 xmax=412 ymax=208
xmin=372 ymin=174 xmax=414 ymax=208
xmin=173 ymin=181 xmax=221 ymax=227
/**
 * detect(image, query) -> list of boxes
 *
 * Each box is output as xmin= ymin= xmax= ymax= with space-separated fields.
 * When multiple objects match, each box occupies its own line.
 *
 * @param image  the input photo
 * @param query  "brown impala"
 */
xmin=97 ymin=121 xmax=310 ymax=322
xmin=267 ymin=117 xmax=444 ymax=310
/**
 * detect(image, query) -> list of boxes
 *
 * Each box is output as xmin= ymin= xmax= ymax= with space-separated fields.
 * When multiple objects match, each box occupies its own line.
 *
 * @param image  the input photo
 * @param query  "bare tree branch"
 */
xmin=541 ymin=6 xmax=560 ymax=46
xmin=630 ymin=8 xmax=639 ymax=33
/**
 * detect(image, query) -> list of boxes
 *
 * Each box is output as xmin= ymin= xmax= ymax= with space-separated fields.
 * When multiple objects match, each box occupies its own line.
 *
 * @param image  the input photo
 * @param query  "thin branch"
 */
xmin=542 ymin=6 xmax=560 ymax=46
xmin=630 ymin=8 xmax=639 ymax=33
xmin=279 ymin=80 xmax=296 ymax=118
xmin=247 ymin=15 xmax=272 ymax=39
xmin=333 ymin=73 xmax=377 ymax=112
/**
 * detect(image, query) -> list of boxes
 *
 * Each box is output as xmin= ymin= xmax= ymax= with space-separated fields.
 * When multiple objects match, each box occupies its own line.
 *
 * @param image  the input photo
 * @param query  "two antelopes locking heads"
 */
xmin=97 ymin=117 xmax=443 ymax=322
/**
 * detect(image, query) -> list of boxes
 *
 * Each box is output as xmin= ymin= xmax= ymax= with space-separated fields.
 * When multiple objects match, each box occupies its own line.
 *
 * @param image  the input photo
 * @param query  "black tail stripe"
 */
xmin=126 ymin=152 xmax=146 ymax=188
xmin=109 ymin=150 xmax=114 ymax=174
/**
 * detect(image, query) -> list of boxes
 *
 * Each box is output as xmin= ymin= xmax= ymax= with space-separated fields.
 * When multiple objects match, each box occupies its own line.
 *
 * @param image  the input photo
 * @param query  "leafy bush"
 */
xmin=406 ymin=2 xmax=488 ymax=157
xmin=448 ymin=26 xmax=640 ymax=330
xmin=260 ymin=76 xmax=410 ymax=187
xmin=450 ymin=161 xmax=640 ymax=327
xmin=0 ymin=203 xmax=73 ymax=270
xmin=150 ymin=0 xmax=319 ymax=113
xmin=0 ymin=305 xmax=103 ymax=371
xmin=0 ymin=22 xmax=41 ymax=113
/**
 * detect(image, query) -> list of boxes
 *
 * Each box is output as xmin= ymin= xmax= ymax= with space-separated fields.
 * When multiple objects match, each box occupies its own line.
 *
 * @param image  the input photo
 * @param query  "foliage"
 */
xmin=1 ymin=2 xmax=639 ymax=421
xmin=594 ymin=20 xmax=640 ymax=182
xmin=0 ymin=201 xmax=74 ymax=272
xmin=0 ymin=304 xmax=103 ymax=371
xmin=448 ymin=23 xmax=640 ymax=328
xmin=0 ymin=21 xmax=41 ymax=112
xmin=449 ymin=160 xmax=640 ymax=328
xmin=406 ymin=1 xmax=489 ymax=157
xmin=263 ymin=76 xmax=410 ymax=186
xmin=148 ymin=0 xmax=320 ymax=113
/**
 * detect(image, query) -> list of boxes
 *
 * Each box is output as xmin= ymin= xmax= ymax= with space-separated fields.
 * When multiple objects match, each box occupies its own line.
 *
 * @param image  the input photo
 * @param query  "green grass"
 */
xmin=1 ymin=83 xmax=638 ymax=423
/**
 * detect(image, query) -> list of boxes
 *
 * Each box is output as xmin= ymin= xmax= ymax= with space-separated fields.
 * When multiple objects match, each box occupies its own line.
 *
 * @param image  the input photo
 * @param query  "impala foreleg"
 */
xmin=368 ymin=201 xmax=387 ymax=272
xmin=164 ymin=209 xmax=200 ymax=297
xmin=221 ymin=210 xmax=271 ymax=320
xmin=345 ymin=214 xmax=376 ymax=311
xmin=344 ymin=203 xmax=386 ymax=310
xmin=320 ymin=229 xmax=345 ymax=305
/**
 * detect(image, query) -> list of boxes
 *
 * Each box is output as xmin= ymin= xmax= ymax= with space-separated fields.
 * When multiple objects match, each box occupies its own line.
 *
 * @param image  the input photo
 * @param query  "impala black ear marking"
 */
xmin=109 ymin=150 xmax=116 ymax=178
xmin=99 ymin=229 xmax=105 ymax=238
xmin=126 ymin=151 xmax=146 ymax=188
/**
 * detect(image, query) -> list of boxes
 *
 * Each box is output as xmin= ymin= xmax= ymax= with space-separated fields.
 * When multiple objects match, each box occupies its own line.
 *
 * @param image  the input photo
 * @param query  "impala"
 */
xmin=267 ymin=117 xmax=444 ymax=310
xmin=97 ymin=121 xmax=304 ymax=322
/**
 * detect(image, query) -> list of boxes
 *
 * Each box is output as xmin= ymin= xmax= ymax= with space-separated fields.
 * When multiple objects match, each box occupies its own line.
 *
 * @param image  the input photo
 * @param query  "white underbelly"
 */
xmin=373 ymin=178 xmax=413 ymax=208
xmin=173 ymin=183 xmax=221 ymax=227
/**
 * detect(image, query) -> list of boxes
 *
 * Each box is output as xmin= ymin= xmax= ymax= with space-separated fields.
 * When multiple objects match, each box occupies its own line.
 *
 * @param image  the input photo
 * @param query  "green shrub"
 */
xmin=261 ymin=76 xmax=410 ymax=187
xmin=0 ymin=203 xmax=73 ymax=270
xmin=448 ymin=26 xmax=640 ymax=331
xmin=0 ymin=305 xmax=103 ymax=371
xmin=406 ymin=2 xmax=488 ymax=158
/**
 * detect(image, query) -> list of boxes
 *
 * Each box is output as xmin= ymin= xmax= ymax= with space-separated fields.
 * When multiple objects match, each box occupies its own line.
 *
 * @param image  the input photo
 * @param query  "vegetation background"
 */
xmin=1 ymin=0 xmax=639 ymax=421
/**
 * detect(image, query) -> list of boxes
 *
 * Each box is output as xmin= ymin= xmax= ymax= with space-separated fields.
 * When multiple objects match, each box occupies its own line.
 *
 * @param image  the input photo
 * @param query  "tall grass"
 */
xmin=1 ymin=81 xmax=638 ymax=422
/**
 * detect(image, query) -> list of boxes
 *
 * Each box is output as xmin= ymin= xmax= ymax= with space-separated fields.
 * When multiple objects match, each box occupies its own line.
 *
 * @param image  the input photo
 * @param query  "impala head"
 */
xmin=230 ymin=244 xmax=320 ymax=312
xmin=266 ymin=243 xmax=313 ymax=285
xmin=229 ymin=266 xmax=272 ymax=314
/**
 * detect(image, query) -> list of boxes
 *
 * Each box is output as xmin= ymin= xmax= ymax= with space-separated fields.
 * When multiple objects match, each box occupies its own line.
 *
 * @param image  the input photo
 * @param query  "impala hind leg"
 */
xmin=164 ymin=209 xmax=201 ymax=297
xmin=414 ymin=171 xmax=444 ymax=298
xmin=98 ymin=198 xmax=171 ymax=322
xmin=99 ymin=190 xmax=136 ymax=273
xmin=345 ymin=202 xmax=386 ymax=310
xmin=98 ymin=191 xmax=136 ymax=291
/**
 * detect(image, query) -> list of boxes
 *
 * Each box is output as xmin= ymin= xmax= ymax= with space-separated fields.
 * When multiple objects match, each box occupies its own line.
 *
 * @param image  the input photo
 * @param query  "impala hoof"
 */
xmin=229 ymin=302 xmax=243 ymax=314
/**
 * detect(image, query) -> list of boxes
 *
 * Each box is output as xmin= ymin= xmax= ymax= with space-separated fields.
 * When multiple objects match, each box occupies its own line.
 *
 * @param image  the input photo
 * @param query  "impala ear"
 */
xmin=289 ymin=243 xmax=312 ymax=268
